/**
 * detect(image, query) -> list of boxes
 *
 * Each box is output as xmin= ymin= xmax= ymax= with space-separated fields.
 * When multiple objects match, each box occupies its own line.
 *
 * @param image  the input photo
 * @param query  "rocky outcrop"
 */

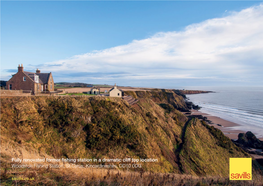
xmin=232 ymin=131 xmax=263 ymax=156
xmin=237 ymin=131 xmax=263 ymax=149
xmin=185 ymin=101 xmax=201 ymax=110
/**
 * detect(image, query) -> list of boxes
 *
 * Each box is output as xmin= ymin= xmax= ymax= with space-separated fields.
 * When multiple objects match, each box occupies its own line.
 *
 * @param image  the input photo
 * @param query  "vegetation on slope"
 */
xmin=124 ymin=89 xmax=189 ymax=112
xmin=1 ymin=90 xmax=262 ymax=185
xmin=179 ymin=119 xmax=249 ymax=176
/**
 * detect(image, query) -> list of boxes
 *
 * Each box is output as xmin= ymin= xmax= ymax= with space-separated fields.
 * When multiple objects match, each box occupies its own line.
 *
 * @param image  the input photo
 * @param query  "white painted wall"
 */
xmin=109 ymin=86 xmax=122 ymax=97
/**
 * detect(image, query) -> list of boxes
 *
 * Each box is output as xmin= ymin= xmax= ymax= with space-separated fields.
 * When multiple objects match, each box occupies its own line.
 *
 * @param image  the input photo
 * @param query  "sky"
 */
xmin=1 ymin=1 xmax=263 ymax=88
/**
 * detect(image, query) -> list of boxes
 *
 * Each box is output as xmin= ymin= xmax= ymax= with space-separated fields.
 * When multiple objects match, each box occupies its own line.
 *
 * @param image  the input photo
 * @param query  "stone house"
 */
xmin=6 ymin=64 xmax=54 ymax=94
xmin=109 ymin=84 xmax=123 ymax=97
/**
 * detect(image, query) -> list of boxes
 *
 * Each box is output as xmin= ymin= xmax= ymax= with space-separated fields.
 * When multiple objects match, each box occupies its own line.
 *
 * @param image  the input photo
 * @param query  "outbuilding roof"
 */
xmin=109 ymin=86 xmax=122 ymax=92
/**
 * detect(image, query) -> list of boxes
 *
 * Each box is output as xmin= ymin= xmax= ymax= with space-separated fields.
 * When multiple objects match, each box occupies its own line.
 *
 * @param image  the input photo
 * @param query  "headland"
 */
xmin=0 ymin=87 xmax=262 ymax=185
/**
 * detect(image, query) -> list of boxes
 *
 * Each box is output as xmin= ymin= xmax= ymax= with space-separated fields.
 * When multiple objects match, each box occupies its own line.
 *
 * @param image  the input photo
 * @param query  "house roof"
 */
xmin=37 ymin=73 xmax=50 ymax=84
xmin=23 ymin=71 xmax=50 ymax=84
xmin=109 ymin=86 xmax=122 ymax=92
xmin=109 ymin=87 xmax=114 ymax=92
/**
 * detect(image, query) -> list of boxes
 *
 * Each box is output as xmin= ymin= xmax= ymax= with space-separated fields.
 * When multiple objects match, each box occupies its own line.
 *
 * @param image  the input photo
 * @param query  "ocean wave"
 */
xmin=186 ymin=87 xmax=263 ymax=137
xmin=195 ymin=103 xmax=263 ymax=127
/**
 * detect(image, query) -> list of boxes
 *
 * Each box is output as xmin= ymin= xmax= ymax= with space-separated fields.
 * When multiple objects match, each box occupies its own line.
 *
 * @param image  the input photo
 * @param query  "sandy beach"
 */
xmin=190 ymin=110 xmax=263 ymax=141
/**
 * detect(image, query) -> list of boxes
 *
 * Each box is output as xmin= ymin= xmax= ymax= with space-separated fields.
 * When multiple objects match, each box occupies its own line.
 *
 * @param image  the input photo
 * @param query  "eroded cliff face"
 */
xmin=0 ymin=91 xmax=256 ymax=176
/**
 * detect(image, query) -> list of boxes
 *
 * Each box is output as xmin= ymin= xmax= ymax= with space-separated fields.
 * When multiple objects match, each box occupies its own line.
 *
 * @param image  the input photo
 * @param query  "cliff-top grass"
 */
xmin=1 ymin=90 xmax=262 ymax=185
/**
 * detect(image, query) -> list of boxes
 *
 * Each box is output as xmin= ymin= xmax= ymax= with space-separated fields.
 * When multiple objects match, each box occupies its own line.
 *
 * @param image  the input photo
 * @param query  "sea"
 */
xmin=183 ymin=86 xmax=263 ymax=139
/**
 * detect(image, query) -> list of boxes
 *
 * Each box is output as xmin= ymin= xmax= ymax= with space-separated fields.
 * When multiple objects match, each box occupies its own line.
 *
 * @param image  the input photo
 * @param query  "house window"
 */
xmin=23 ymin=77 xmax=26 ymax=81
xmin=118 ymin=93 xmax=120 ymax=96
xmin=9 ymin=84 xmax=12 ymax=90
xmin=37 ymin=84 xmax=39 ymax=90
xmin=50 ymin=84 xmax=52 ymax=90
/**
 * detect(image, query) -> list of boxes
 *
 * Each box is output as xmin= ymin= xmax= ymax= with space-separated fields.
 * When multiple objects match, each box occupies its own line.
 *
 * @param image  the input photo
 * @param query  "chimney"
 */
xmin=36 ymin=68 xmax=40 ymax=73
xmin=18 ymin=64 xmax=24 ymax=72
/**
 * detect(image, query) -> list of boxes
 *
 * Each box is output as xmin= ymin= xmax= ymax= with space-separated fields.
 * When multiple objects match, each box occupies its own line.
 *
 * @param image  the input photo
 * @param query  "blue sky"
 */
xmin=1 ymin=1 xmax=263 ymax=88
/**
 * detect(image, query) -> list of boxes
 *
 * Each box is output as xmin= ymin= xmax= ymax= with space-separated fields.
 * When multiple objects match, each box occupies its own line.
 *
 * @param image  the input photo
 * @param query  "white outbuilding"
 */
xmin=109 ymin=84 xmax=122 ymax=97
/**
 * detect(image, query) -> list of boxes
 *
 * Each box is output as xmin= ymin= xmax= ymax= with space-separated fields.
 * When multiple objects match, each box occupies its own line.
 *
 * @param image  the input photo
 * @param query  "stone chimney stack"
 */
xmin=18 ymin=64 xmax=24 ymax=72
xmin=36 ymin=68 xmax=41 ymax=73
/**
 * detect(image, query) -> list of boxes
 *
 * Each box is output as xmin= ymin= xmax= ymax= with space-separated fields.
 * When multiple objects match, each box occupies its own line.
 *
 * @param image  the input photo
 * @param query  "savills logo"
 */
xmin=229 ymin=158 xmax=252 ymax=180
xmin=231 ymin=172 xmax=251 ymax=179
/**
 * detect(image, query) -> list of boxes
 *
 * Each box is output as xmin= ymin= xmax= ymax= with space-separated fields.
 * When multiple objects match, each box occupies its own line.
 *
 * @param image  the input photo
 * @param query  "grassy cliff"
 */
xmin=1 ymin=91 xmax=262 ymax=185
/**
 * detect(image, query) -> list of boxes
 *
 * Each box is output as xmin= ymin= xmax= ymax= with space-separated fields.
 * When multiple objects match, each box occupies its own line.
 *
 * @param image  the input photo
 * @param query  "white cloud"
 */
xmin=41 ymin=4 xmax=263 ymax=85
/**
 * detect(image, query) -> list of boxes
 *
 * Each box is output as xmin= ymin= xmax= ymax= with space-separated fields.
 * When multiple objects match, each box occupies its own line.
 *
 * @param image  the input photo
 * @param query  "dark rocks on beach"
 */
xmin=237 ymin=131 xmax=263 ymax=149
xmin=192 ymin=104 xmax=201 ymax=110
xmin=205 ymin=120 xmax=213 ymax=124
xmin=185 ymin=101 xmax=193 ymax=109
xmin=185 ymin=101 xmax=201 ymax=110
xmin=232 ymin=131 xmax=263 ymax=156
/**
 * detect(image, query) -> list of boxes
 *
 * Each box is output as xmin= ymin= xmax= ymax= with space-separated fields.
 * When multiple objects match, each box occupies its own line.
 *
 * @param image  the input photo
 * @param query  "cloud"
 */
xmin=38 ymin=4 xmax=263 ymax=85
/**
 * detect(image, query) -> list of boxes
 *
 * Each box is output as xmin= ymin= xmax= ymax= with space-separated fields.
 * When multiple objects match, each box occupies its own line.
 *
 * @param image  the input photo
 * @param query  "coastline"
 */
xmin=189 ymin=110 xmax=263 ymax=141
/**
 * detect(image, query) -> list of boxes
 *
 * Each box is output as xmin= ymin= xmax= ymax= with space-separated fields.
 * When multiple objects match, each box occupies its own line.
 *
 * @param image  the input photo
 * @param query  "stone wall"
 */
xmin=0 ymin=90 xmax=31 ymax=96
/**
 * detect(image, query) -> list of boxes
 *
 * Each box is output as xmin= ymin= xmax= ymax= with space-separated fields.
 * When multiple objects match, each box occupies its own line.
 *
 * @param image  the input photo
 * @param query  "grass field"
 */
xmin=55 ymin=86 xmax=85 ymax=89
xmin=54 ymin=86 xmax=72 ymax=89
xmin=60 ymin=93 xmax=95 ymax=96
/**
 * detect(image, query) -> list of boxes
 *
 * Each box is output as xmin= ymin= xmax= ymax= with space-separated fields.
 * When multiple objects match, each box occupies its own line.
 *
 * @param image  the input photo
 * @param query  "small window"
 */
xmin=50 ymin=84 xmax=52 ymax=90
xmin=9 ymin=84 xmax=12 ymax=90
xmin=118 ymin=93 xmax=120 ymax=96
xmin=23 ymin=77 xmax=26 ymax=81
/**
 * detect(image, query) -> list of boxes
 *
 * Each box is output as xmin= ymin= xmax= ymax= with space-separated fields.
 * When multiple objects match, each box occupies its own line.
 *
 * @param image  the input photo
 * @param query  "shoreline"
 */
xmin=188 ymin=110 xmax=263 ymax=141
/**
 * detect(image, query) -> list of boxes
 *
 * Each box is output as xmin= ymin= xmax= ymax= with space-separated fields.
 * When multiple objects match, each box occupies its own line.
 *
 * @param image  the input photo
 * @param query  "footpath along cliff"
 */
xmin=0 ymin=89 xmax=262 ymax=185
